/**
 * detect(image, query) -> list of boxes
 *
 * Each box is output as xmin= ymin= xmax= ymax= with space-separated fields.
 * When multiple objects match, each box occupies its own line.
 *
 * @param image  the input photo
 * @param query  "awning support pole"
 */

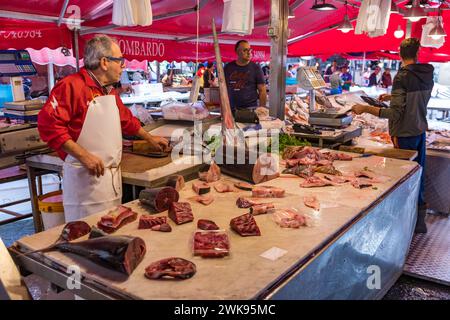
xmin=269 ymin=0 xmax=289 ymax=120
xmin=47 ymin=62 xmax=55 ymax=91
xmin=74 ymin=28 xmax=80 ymax=72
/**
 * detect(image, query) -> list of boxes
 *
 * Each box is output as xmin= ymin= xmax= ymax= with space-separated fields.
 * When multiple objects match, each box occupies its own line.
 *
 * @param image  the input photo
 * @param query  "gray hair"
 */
xmin=83 ymin=35 xmax=118 ymax=70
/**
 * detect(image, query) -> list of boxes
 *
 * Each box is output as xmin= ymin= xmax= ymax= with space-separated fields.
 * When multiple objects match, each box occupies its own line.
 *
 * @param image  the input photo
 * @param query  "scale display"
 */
xmin=297 ymin=67 xmax=326 ymax=90
xmin=0 ymin=50 xmax=37 ymax=77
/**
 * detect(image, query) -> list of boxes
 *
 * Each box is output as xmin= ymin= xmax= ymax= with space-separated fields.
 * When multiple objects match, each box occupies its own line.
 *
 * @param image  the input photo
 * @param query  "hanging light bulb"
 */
xmin=394 ymin=25 xmax=405 ymax=38
xmin=403 ymin=0 xmax=427 ymax=21
xmin=337 ymin=1 xmax=354 ymax=33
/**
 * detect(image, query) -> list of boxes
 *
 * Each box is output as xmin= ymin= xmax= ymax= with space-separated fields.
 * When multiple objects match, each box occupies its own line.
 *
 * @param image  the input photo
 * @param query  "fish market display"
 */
xmin=304 ymin=196 xmax=320 ymax=211
xmin=97 ymin=206 xmax=138 ymax=233
xmin=138 ymin=215 xmax=167 ymax=229
xmin=250 ymin=203 xmax=275 ymax=215
xmin=168 ymin=202 xmax=194 ymax=225
xmin=198 ymin=161 xmax=221 ymax=183
xmin=285 ymin=95 xmax=309 ymax=124
xmin=193 ymin=231 xmax=230 ymax=258
xmin=234 ymin=181 xmax=253 ymax=191
xmin=139 ymin=187 xmax=179 ymax=213
xmin=230 ymin=213 xmax=261 ymax=237
xmin=145 ymin=257 xmax=196 ymax=280
xmin=54 ymin=236 xmax=146 ymax=275
xmin=188 ymin=194 xmax=215 ymax=206
xmin=252 ymin=186 xmax=285 ymax=198
xmin=197 ymin=219 xmax=220 ymax=231
xmin=300 ymin=176 xmax=334 ymax=188
xmin=214 ymin=182 xmax=235 ymax=193
xmin=166 ymin=175 xmax=185 ymax=191
xmin=192 ymin=181 xmax=211 ymax=195
xmin=273 ymin=209 xmax=307 ymax=228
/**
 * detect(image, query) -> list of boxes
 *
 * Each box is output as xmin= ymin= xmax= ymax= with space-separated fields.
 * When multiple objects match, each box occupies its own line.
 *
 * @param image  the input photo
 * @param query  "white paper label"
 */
xmin=260 ymin=247 xmax=288 ymax=261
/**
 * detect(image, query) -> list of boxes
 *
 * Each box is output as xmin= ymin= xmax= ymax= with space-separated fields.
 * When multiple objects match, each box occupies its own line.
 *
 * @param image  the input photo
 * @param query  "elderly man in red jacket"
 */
xmin=38 ymin=35 xmax=169 ymax=222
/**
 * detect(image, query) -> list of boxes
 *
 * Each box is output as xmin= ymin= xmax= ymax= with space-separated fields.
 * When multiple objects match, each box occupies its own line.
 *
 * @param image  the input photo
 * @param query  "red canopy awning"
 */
xmin=1 ymin=1 xmax=449 ymax=62
xmin=288 ymin=11 xmax=450 ymax=63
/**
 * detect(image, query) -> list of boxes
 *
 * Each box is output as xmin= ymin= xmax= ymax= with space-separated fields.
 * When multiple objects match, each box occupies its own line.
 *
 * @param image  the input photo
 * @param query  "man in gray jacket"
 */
xmin=352 ymin=38 xmax=433 ymax=233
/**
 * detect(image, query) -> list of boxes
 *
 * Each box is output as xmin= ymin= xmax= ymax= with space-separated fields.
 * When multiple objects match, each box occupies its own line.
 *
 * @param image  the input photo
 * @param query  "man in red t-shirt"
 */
xmin=38 ymin=35 xmax=169 ymax=221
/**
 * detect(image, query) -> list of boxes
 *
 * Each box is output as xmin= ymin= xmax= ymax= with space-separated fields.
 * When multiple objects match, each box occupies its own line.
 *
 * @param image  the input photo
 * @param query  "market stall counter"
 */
xmin=13 ymin=153 xmax=421 ymax=299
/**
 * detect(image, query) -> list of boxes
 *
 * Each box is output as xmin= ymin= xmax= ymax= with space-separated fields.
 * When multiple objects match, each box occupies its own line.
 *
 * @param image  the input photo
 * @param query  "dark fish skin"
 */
xmin=88 ymin=226 xmax=109 ymax=239
xmin=54 ymin=236 xmax=146 ymax=276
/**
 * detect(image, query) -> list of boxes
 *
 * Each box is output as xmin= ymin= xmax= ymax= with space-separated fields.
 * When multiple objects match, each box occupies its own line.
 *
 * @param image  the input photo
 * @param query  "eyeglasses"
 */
xmin=105 ymin=56 xmax=125 ymax=67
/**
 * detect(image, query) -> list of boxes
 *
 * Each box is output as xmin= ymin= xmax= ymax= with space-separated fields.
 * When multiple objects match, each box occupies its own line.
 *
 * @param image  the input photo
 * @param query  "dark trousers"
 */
xmin=395 ymin=133 xmax=426 ymax=206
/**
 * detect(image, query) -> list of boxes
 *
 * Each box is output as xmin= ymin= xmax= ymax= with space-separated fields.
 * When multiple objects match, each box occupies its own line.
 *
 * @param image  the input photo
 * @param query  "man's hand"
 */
xmin=146 ymin=136 xmax=171 ymax=152
xmin=378 ymin=93 xmax=392 ymax=102
xmin=352 ymin=104 xmax=368 ymax=115
xmin=79 ymin=151 xmax=105 ymax=177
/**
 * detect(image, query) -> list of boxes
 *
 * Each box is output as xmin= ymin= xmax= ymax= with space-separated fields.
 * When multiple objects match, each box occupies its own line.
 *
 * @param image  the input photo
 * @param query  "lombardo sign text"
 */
xmin=118 ymin=39 xmax=165 ymax=59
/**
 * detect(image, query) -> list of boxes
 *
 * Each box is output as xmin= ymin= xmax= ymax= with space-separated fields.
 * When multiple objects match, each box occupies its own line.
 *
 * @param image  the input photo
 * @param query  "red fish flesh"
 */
xmin=193 ymin=231 xmax=230 ymax=258
xmin=250 ymin=203 xmax=275 ymax=215
xmin=151 ymin=223 xmax=172 ymax=232
xmin=168 ymin=202 xmax=194 ymax=225
xmin=234 ymin=181 xmax=253 ymax=191
xmin=188 ymin=194 xmax=215 ymax=206
xmin=303 ymin=196 xmax=320 ymax=211
xmin=145 ymin=257 xmax=196 ymax=280
xmin=214 ymin=182 xmax=235 ymax=193
xmin=138 ymin=215 xmax=167 ymax=229
xmin=139 ymin=187 xmax=179 ymax=213
xmin=197 ymin=219 xmax=220 ymax=230
xmin=273 ymin=209 xmax=307 ymax=228
xmin=198 ymin=161 xmax=221 ymax=183
xmin=252 ymin=186 xmax=285 ymax=198
xmin=166 ymin=175 xmax=185 ymax=191
xmin=230 ymin=213 xmax=261 ymax=237
xmin=97 ymin=206 xmax=138 ymax=233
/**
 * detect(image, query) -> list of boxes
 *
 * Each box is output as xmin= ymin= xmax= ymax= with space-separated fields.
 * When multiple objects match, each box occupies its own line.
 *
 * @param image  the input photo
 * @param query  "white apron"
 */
xmin=63 ymin=95 xmax=123 ymax=222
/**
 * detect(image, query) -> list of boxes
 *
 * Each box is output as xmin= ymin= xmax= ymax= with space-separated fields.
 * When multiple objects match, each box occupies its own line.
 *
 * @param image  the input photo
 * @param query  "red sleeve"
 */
xmin=115 ymin=94 xmax=141 ymax=136
xmin=37 ymin=81 xmax=74 ymax=153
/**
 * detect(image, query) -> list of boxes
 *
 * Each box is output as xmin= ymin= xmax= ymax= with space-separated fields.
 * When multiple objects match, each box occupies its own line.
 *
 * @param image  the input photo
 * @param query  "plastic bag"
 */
xmin=272 ymin=207 xmax=318 ymax=228
xmin=161 ymin=100 xmax=209 ymax=121
xmin=129 ymin=104 xmax=154 ymax=125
